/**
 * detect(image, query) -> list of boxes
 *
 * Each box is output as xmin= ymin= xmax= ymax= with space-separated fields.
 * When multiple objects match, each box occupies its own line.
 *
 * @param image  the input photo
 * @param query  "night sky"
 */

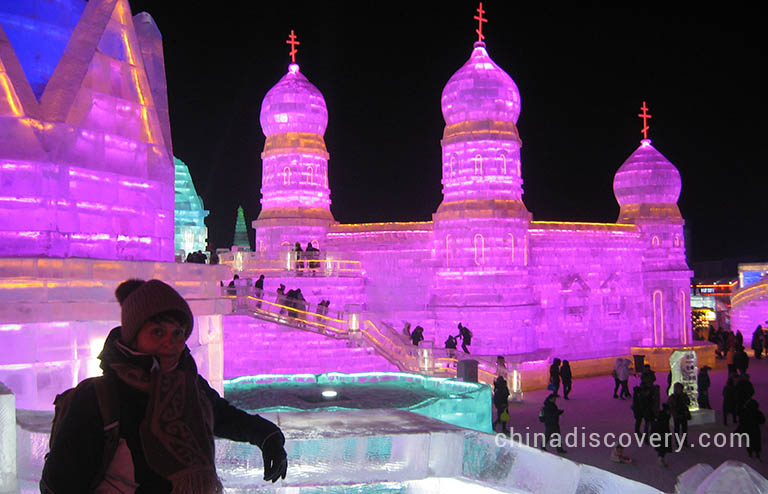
xmin=127 ymin=1 xmax=766 ymax=268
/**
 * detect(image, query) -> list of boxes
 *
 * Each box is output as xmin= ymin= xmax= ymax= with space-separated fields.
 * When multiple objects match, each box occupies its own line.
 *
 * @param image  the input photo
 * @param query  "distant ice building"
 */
xmin=247 ymin=39 xmax=694 ymax=359
xmin=174 ymin=156 xmax=209 ymax=258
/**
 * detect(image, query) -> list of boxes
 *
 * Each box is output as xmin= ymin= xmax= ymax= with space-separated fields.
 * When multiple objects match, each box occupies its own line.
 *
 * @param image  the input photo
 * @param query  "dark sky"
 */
xmin=127 ymin=1 xmax=766 ymax=266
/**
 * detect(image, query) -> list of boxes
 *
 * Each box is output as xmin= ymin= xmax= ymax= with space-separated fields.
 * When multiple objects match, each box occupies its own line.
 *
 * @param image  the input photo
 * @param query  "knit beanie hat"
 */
xmin=115 ymin=279 xmax=194 ymax=344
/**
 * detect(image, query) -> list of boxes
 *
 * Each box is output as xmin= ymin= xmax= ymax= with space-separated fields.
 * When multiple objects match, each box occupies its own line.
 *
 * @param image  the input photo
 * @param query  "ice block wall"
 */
xmin=0 ymin=0 xmax=175 ymax=261
xmin=526 ymin=222 xmax=647 ymax=357
xmin=325 ymin=222 xmax=435 ymax=315
xmin=0 ymin=258 xmax=231 ymax=409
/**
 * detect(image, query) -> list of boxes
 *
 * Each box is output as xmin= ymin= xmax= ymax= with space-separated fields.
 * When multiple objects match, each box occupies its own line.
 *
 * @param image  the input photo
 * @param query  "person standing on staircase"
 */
xmin=411 ymin=326 xmax=424 ymax=346
xmin=254 ymin=275 xmax=265 ymax=308
xmin=457 ymin=323 xmax=472 ymax=354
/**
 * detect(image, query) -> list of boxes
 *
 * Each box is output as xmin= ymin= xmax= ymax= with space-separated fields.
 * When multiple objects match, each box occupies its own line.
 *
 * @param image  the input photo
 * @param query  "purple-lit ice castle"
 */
xmin=239 ymin=37 xmax=694 ymax=363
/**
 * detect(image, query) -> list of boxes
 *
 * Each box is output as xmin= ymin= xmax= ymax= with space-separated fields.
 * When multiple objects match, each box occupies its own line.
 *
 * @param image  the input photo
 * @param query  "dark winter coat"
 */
xmin=697 ymin=372 xmax=710 ymax=392
xmin=41 ymin=334 xmax=281 ymax=493
xmin=632 ymin=384 xmax=659 ymax=420
xmin=723 ymin=380 xmax=738 ymax=413
xmin=651 ymin=410 xmax=672 ymax=455
xmin=735 ymin=378 xmax=756 ymax=409
xmin=493 ymin=377 xmax=510 ymax=409
xmin=560 ymin=364 xmax=572 ymax=385
xmin=549 ymin=364 xmax=560 ymax=387
xmin=540 ymin=400 xmax=563 ymax=430
xmin=733 ymin=349 xmax=749 ymax=372
xmin=668 ymin=391 xmax=691 ymax=421
xmin=737 ymin=400 xmax=765 ymax=452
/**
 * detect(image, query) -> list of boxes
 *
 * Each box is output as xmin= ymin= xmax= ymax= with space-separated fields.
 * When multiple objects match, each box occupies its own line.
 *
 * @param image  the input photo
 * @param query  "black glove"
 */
xmin=261 ymin=431 xmax=288 ymax=482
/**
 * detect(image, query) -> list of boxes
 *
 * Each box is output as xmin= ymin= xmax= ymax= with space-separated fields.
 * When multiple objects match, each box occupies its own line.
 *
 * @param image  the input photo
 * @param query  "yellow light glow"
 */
xmin=20 ymin=118 xmax=53 ymax=131
xmin=132 ymin=69 xmax=145 ymax=105
xmin=531 ymin=220 xmax=636 ymax=230
xmin=1 ymin=72 xmax=22 ymax=116
xmin=122 ymin=30 xmax=135 ymax=65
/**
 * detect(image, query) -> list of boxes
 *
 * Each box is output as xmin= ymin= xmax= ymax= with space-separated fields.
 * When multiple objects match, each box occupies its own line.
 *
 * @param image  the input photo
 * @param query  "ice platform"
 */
xmin=17 ymin=408 xmax=664 ymax=493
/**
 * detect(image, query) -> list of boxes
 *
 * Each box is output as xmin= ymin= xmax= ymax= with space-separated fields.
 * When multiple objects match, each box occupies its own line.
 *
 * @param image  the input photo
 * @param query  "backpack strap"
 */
xmin=90 ymin=376 xmax=121 ymax=491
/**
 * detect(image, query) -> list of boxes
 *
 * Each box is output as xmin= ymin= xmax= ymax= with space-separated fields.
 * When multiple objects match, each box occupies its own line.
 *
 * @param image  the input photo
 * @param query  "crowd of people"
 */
xmin=492 ymin=348 xmax=765 ymax=468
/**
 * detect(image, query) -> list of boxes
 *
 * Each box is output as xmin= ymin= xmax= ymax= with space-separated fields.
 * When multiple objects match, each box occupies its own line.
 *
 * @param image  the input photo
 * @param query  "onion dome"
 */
xmin=613 ymin=139 xmax=681 ymax=207
xmin=441 ymin=41 xmax=521 ymax=125
xmin=259 ymin=63 xmax=328 ymax=136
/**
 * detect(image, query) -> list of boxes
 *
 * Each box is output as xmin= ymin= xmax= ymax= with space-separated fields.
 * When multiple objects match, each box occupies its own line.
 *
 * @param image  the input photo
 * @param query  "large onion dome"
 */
xmin=441 ymin=41 xmax=521 ymax=125
xmin=259 ymin=63 xmax=328 ymax=136
xmin=613 ymin=139 xmax=682 ymax=207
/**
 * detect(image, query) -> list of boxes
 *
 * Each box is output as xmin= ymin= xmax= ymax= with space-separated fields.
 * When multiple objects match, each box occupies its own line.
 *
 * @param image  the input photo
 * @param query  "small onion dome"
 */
xmin=441 ymin=41 xmax=521 ymax=125
xmin=613 ymin=139 xmax=681 ymax=207
xmin=259 ymin=63 xmax=328 ymax=136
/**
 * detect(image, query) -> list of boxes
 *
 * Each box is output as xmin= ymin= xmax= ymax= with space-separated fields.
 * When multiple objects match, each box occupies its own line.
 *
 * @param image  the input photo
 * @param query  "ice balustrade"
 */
xmin=218 ymin=250 xmax=363 ymax=277
xmin=220 ymin=285 xmax=510 ymax=386
xmin=361 ymin=319 xmax=510 ymax=388
xmin=223 ymin=287 xmax=348 ymax=338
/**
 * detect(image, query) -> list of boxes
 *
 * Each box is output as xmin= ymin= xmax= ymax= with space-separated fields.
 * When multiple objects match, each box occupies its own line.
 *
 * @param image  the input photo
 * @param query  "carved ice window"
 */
xmin=474 ymin=233 xmax=485 ymax=265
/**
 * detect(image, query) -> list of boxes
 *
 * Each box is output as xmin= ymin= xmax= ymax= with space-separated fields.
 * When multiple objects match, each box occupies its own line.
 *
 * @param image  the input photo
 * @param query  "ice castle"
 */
xmin=231 ymin=25 xmax=698 ymax=372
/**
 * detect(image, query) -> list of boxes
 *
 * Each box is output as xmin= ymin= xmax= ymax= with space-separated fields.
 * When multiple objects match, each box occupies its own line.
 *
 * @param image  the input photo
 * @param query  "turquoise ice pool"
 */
xmin=224 ymin=371 xmax=492 ymax=433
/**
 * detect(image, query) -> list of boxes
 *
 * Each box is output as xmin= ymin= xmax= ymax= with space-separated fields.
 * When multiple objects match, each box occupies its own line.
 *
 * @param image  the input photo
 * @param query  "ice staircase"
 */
xmin=222 ymin=288 xmax=509 ymax=386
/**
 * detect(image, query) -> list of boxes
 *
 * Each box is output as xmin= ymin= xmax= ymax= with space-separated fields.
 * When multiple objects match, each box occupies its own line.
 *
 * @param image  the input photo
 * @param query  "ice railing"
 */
xmin=360 ymin=318 xmax=507 ymax=387
xmin=223 ymin=286 xmax=348 ymax=338
xmin=222 ymin=286 xmax=513 ymax=386
xmin=218 ymin=251 xmax=363 ymax=277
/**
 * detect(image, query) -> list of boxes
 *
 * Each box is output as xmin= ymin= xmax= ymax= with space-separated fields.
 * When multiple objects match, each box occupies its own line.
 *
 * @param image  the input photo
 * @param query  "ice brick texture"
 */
xmin=0 ymin=0 xmax=175 ymax=261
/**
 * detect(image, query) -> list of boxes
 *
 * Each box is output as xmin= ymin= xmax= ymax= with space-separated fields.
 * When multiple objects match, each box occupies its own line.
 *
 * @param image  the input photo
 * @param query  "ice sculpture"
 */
xmin=691 ymin=460 xmax=768 ymax=493
xmin=0 ymin=0 xmax=175 ymax=261
xmin=675 ymin=463 xmax=714 ymax=494
xmin=254 ymin=53 xmax=335 ymax=258
xmin=173 ymin=156 xmax=209 ymax=258
xmin=17 ymin=407 xmax=666 ymax=493
xmin=669 ymin=350 xmax=698 ymax=408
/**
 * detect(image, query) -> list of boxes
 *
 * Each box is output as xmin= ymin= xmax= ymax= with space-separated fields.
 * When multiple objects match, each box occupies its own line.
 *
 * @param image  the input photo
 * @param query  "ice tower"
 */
xmin=429 ymin=28 xmax=536 ymax=352
xmin=0 ymin=0 xmax=174 ymax=261
xmin=614 ymin=136 xmax=693 ymax=345
xmin=253 ymin=32 xmax=334 ymax=258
